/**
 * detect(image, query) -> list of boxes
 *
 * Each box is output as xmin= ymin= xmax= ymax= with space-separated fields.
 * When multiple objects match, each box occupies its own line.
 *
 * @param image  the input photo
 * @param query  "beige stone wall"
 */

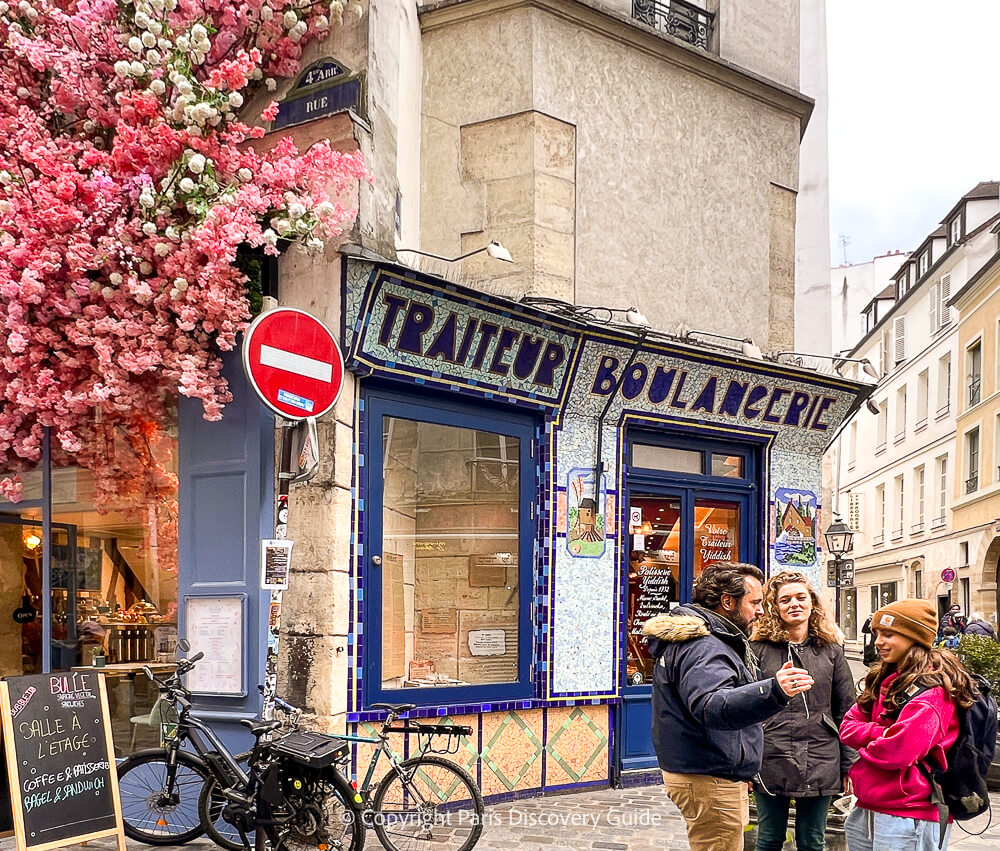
xmin=420 ymin=3 xmax=803 ymax=348
xmin=718 ymin=0 xmax=799 ymax=90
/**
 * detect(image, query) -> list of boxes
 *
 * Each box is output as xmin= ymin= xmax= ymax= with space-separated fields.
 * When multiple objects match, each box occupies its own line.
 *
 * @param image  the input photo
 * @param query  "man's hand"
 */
xmin=775 ymin=659 xmax=814 ymax=698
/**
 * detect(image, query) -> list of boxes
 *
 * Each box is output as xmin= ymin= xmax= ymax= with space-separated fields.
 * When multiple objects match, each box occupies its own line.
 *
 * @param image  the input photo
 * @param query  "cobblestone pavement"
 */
xmin=5 ymin=784 xmax=1000 ymax=851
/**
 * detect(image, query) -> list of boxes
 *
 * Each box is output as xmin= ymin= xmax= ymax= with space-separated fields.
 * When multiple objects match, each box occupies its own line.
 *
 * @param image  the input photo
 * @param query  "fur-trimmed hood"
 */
xmin=643 ymin=604 xmax=755 ymax=670
xmin=642 ymin=614 xmax=709 ymax=643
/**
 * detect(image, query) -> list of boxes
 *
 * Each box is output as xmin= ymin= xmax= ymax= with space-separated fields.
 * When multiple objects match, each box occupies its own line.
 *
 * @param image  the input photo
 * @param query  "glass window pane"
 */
xmin=711 ymin=454 xmax=743 ymax=478
xmin=693 ymin=500 xmax=741 ymax=580
xmin=0 ymin=514 xmax=43 ymax=676
xmin=50 ymin=412 xmax=179 ymax=679
xmin=626 ymin=498 xmax=680 ymax=686
xmin=0 ymin=468 xmax=42 ymax=504
xmin=632 ymin=444 xmax=701 ymax=474
xmin=382 ymin=416 xmax=520 ymax=689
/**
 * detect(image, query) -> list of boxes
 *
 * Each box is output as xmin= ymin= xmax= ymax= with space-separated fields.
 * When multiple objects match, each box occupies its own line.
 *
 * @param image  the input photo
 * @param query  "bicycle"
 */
xmin=338 ymin=702 xmax=485 ymax=851
xmin=116 ymin=647 xmax=361 ymax=851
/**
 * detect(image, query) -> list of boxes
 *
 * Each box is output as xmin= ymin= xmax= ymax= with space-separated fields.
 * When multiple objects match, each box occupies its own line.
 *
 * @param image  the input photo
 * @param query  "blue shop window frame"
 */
xmin=363 ymin=388 xmax=537 ymax=708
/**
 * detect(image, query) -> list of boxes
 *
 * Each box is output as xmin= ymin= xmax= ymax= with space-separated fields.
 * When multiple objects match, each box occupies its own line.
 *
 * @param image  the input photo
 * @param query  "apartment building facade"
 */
xmin=831 ymin=183 xmax=1000 ymax=648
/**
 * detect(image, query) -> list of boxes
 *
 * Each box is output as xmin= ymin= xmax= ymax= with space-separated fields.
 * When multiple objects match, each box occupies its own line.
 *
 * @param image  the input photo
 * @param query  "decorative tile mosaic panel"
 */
xmin=479 ymin=710 xmax=544 ymax=797
xmin=544 ymin=705 xmax=610 ymax=788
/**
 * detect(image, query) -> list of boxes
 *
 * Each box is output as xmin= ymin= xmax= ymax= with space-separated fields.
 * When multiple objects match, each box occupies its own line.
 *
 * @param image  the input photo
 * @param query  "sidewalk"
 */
xmin=4 ymin=784 xmax=999 ymax=851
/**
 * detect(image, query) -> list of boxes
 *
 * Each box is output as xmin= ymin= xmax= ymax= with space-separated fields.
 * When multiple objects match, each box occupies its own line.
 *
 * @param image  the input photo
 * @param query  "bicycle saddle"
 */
xmin=370 ymin=702 xmax=416 ymax=714
xmin=240 ymin=719 xmax=282 ymax=736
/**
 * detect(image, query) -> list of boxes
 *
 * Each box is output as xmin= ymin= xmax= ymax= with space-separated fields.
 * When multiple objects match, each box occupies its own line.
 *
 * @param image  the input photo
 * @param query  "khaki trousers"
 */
xmin=661 ymin=771 xmax=749 ymax=851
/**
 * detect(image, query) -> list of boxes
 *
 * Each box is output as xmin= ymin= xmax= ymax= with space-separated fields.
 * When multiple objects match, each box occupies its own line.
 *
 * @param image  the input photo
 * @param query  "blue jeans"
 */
xmin=755 ymin=792 xmax=830 ymax=851
xmin=844 ymin=806 xmax=950 ymax=850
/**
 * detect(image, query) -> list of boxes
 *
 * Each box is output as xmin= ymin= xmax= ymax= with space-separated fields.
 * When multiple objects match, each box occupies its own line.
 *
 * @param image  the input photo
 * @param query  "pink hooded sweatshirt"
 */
xmin=840 ymin=671 xmax=959 ymax=822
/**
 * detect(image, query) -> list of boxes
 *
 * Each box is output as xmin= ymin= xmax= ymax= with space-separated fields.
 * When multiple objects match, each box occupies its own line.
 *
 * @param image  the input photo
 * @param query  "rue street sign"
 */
xmin=243 ymin=307 xmax=344 ymax=420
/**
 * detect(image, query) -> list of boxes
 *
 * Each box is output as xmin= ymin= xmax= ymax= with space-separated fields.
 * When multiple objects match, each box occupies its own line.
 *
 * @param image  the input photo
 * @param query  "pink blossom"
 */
xmin=0 ymin=0 xmax=369 ymax=508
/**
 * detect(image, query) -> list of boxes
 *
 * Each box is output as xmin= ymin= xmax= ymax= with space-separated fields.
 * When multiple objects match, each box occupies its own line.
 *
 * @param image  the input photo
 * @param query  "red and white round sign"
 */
xmin=941 ymin=567 xmax=957 ymax=583
xmin=242 ymin=307 xmax=345 ymax=421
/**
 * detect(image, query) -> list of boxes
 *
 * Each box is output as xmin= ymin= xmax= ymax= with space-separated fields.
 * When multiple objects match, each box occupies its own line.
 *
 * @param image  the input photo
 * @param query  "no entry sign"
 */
xmin=242 ymin=307 xmax=345 ymax=420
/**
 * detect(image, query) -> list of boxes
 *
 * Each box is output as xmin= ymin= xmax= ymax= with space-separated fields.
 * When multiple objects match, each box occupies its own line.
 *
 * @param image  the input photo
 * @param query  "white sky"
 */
xmin=827 ymin=1 xmax=1000 ymax=266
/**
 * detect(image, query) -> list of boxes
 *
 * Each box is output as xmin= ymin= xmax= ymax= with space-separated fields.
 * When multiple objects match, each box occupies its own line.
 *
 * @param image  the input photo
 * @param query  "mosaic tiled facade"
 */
xmin=340 ymin=260 xmax=871 ymax=790
xmin=345 ymin=706 xmax=610 ymax=801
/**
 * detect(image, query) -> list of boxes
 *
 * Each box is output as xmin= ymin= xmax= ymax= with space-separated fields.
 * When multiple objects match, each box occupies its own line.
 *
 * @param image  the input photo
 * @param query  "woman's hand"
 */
xmin=775 ymin=659 xmax=814 ymax=698
xmin=842 ymin=774 xmax=852 ymax=794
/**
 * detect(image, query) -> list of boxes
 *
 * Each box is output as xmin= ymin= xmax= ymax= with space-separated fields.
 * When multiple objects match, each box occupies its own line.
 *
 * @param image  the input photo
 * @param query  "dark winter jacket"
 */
xmin=749 ymin=637 xmax=858 ymax=797
xmin=643 ymin=604 xmax=790 ymax=781
xmin=965 ymin=618 xmax=996 ymax=638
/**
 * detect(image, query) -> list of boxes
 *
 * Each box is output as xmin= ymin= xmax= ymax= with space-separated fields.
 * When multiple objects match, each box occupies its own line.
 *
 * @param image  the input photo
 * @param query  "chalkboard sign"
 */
xmin=0 ymin=672 xmax=125 ymax=851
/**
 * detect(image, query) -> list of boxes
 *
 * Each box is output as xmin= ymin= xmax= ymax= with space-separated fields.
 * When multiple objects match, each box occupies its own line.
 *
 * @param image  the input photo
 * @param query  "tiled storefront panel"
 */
xmin=479 ymin=709 xmax=544 ymax=796
xmin=544 ymin=705 xmax=610 ymax=788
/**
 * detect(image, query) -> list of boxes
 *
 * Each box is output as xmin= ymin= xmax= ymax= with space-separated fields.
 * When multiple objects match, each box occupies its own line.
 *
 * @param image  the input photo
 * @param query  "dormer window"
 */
xmin=918 ymin=250 xmax=930 ymax=277
xmin=950 ymin=217 xmax=962 ymax=245
xmin=897 ymin=269 xmax=909 ymax=297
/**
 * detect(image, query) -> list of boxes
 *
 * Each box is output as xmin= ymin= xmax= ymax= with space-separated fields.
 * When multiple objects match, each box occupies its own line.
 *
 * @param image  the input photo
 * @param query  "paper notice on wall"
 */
xmin=261 ymin=539 xmax=294 ymax=589
xmin=468 ymin=629 xmax=506 ymax=657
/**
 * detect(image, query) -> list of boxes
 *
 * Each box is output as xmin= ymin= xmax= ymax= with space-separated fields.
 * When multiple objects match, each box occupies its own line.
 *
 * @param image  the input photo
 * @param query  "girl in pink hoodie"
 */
xmin=839 ymin=599 xmax=978 ymax=850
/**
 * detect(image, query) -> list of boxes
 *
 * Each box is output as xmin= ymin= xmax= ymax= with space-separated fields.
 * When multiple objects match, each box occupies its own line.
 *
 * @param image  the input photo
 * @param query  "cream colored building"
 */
xmin=829 ymin=183 xmax=1000 ymax=652
xmin=949 ymin=227 xmax=1000 ymax=623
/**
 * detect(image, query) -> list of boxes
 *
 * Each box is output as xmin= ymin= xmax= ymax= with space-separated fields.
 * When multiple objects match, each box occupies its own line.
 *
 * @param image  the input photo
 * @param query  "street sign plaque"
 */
xmin=243 ymin=307 xmax=344 ymax=421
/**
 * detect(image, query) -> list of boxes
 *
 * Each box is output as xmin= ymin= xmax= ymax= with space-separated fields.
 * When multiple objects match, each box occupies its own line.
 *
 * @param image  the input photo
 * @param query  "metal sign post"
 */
xmin=241 ymin=308 xmax=344 ymax=720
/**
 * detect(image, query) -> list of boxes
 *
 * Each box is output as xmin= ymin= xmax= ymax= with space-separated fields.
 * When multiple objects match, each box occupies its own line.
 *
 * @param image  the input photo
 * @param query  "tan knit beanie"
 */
xmin=872 ymin=599 xmax=938 ymax=649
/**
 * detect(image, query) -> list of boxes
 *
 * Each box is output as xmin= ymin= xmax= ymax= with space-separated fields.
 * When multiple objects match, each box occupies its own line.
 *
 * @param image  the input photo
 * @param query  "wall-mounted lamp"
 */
xmin=23 ymin=531 xmax=41 ymax=551
xmin=397 ymin=240 xmax=514 ymax=264
xmin=685 ymin=329 xmax=762 ymax=359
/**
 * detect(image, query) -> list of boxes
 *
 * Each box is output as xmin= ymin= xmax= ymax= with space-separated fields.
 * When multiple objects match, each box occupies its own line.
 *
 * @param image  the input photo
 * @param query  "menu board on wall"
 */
xmin=0 ymin=672 xmax=125 ymax=851
xmin=185 ymin=596 xmax=244 ymax=696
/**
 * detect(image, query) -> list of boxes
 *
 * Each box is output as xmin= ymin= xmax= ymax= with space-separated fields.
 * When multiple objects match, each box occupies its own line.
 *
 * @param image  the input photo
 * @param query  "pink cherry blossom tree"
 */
xmin=0 ymin=0 xmax=368 ymax=535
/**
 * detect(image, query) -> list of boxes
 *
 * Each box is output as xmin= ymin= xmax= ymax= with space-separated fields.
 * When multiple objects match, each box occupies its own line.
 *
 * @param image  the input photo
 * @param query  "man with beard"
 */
xmin=643 ymin=563 xmax=814 ymax=851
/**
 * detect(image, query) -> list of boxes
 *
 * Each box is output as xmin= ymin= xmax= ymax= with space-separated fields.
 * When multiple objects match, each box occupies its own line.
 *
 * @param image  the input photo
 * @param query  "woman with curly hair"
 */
xmin=840 ymin=599 xmax=978 ymax=850
xmin=749 ymin=571 xmax=856 ymax=851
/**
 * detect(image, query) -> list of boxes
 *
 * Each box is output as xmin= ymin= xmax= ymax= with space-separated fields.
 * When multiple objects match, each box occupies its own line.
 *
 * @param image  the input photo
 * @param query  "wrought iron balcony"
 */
xmin=966 ymin=473 xmax=979 ymax=494
xmin=968 ymin=376 xmax=981 ymax=407
xmin=633 ymin=0 xmax=715 ymax=51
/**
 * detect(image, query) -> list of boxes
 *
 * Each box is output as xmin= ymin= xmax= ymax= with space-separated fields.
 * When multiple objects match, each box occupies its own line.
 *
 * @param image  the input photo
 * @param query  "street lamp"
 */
xmin=824 ymin=515 xmax=855 ymax=626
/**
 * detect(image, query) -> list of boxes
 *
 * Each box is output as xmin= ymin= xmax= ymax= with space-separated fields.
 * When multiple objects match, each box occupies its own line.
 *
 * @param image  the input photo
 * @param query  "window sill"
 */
xmin=873 ymin=535 xmax=885 ymax=546
xmin=893 ymin=433 xmax=905 ymax=445
xmin=915 ymin=417 xmax=928 ymax=432
xmin=891 ymin=529 xmax=903 ymax=542
xmin=911 ymin=523 xmax=925 ymax=535
xmin=875 ymin=443 xmax=887 ymax=456
xmin=935 ymin=405 xmax=950 ymax=421
xmin=847 ymin=461 xmax=856 ymax=472
xmin=931 ymin=516 xmax=947 ymax=530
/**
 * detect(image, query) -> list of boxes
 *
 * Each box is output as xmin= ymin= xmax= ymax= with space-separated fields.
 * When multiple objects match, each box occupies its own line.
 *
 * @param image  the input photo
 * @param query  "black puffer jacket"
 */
xmin=644 ymin=605 xmax=790 ymax=781
xmin=749 ymin=637 xmax=858 ymax=797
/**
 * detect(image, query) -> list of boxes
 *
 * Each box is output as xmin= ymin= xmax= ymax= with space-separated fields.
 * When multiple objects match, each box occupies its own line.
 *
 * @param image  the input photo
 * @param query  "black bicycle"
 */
xmin=116 ymin=647 xmax=362 ymax=851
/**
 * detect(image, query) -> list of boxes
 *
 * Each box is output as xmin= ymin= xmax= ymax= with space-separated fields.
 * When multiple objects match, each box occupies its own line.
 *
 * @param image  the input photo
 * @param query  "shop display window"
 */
xmin=368 ymin=392 xmax=534 ymax=705
xmin=0 ymin=414 xmax=179 ymax=679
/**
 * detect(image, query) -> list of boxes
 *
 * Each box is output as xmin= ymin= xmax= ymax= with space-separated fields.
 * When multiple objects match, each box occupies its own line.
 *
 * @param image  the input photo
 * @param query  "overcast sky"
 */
xmin=827 ymin=1 xmax=1000 ymax=266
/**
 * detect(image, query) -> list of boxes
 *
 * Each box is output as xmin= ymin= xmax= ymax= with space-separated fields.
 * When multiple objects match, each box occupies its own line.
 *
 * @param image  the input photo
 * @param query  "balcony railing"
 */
xmin=911 ymin=521 xmax=925 ymax=534
xmin=873 ymin=533 xmax=885 ymax=546
xmin=968 ymin=377 xmax=981 ymax=407
xmin=633 ymin=0 xmax=715 ymax=51
xmin=931 ymin=513 xmax=946 ymax=530
xmin=891 ymin=527 xmax=904 ymax=541
xmin=966 ymin=473 xmax=979 ymax=494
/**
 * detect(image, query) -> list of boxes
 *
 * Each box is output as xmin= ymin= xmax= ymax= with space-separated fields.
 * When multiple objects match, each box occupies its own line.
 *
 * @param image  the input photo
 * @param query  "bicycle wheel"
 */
xmin=262 ymin=772 xmax=364 ymax=851
xmin=117 ymin=749 xmax=210 ymax=844
xmin=373 ymin=756 xmax=484 ymax=851
xmin=198 ymin=752 xmax=254 ymax=851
